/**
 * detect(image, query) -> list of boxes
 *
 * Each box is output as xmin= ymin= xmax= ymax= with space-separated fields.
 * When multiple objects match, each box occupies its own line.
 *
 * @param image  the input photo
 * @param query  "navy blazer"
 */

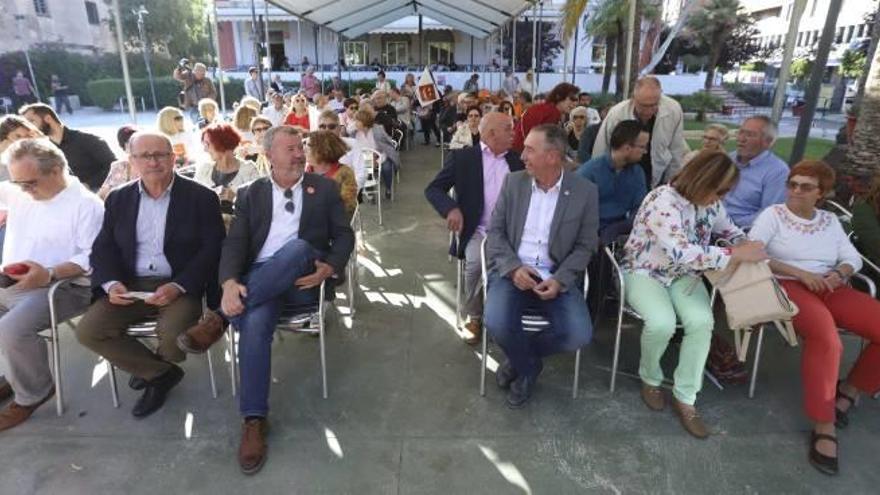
xmin=424 ymin=145 xmax=525 ymax=258
xmin=90 ymin=175 xmax=226 ymax=300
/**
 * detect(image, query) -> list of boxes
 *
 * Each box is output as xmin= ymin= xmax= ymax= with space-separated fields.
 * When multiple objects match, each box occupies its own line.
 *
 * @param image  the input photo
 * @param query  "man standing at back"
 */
xmin=722 ymin=115 xmax=788 ymax=229
xmin=485 ymin=124 xmax=598 ymax=408
xmin=425 ymin=112 xmax=524 ymax=344
xmin=592 ymin=76 xmax=687 ymax=187
xmin=19 ymin=103 xmax=116 ymax=192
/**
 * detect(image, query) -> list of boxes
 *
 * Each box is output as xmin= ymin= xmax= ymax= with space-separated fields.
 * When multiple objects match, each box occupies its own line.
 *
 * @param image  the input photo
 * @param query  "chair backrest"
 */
xmin=360 ymin=147 xmax=381 ymax=175
xmin=391 ymin=128 xmax=404 ymax=149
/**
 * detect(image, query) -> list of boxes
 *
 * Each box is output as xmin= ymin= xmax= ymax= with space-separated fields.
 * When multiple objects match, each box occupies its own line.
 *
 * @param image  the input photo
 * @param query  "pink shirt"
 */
xmin=478 ymin=142 xmax=512 ymax=234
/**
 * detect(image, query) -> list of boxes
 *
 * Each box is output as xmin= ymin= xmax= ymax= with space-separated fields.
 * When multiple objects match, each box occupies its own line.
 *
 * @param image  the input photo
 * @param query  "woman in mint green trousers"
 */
xmin=620 ymin=151 xmax=767 ymax=438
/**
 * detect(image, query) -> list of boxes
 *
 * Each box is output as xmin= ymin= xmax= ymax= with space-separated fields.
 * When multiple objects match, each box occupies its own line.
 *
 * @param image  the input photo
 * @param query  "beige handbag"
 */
xmin=705 ymin=261 xmax=799 ymax=362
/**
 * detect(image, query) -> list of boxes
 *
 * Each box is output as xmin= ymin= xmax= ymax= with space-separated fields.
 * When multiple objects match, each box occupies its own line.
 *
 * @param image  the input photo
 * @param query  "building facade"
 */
xmin=0 ymin=0 xmax=116 ymax=55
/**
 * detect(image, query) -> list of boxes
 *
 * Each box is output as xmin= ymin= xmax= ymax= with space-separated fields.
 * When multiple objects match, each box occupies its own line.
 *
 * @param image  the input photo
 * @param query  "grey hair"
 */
xmin=634 ymin=75 xmax=662 ymax=92
xmin=128 ymin=131 xmax=173 ymax=152
xmin=263 ymin=125 xmax=303 ymax=154
xmin=318 ymin=109 xmax=340 ymax=124
xmin=531 ymin=124 xmax=568 ymax=160
xmin=743 ymin=115 xmax=778 ymax=144
xmin=1 ymin=137 xmax=67 ymax=173
xmin=569 ymin=106 xmax=588 ymax=118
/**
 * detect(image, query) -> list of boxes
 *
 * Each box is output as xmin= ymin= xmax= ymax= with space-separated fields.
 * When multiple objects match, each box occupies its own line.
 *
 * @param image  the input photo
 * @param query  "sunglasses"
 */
xmin=319 ymin=123 xmax=339 ymax=130
xmin=348 ymin=106 xmax=359 ymax=111
xmin=786 ymin=180 xmax=819 ymax=192
xmin=253 ymin=126 xmax=270 ymax=133
xmin=284 ymin=188 xmax=295 ymax=213
xmin=173 ymin=116 xmax=184 ymax=121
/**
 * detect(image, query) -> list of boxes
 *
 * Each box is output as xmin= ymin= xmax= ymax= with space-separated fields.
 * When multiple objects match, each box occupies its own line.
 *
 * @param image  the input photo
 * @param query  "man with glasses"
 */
xmin=0 ymin=138 xmax=103 ymax=432
xmin=187 ymin=125 xmax=353 ymax=474
xmin=261 ymin=92 xmax=289 ymax=127
xmin=74 ymin=132 xmax=225 ymax=419
xmin=592 ymin=76 xmax=687 ymax=187
xmin=19 ymin=103 xmax=116 ymax=192
xmin=722 ymin=115 xmax=789 ymax=229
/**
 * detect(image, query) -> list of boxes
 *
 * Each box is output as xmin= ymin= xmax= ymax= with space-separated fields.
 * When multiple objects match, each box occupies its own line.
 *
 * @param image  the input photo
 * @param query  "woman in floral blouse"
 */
xmin=621 ymin=151 xmax=767 ymax=438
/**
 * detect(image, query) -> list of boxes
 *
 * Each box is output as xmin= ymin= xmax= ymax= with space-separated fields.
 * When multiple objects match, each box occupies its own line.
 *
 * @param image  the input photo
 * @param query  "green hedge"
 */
xmin=669 ymin=92 xmax=723 ymax=121
xmin=87 ymin=77 xmax=247 ymax=110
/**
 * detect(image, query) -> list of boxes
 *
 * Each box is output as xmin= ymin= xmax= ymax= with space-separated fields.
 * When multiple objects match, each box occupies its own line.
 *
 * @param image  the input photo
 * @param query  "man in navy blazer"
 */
xmin=75 ymin=132 xmax=225 ymax=418
xmin=424 ymin=112 xmax=522 ymax=344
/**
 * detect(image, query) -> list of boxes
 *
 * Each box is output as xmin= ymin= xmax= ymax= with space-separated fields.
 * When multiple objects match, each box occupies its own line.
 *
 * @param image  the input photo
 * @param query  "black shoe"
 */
xmin=835 ymin=381 xmax=856 ymax=429
xmin=808 ymin=432 xmax=839 ymax=476
xmin=129 ymin=375 xmax=147 ymax=391
xmin=131 ymin=365 xmax=184 ymax=418
xmin=495 ymin=359 xmax=518 ymax=390
xmin=506 ymin=375 xmax=535 ymax=409
xmin=384 ymin=190 xmax=392 ymax=200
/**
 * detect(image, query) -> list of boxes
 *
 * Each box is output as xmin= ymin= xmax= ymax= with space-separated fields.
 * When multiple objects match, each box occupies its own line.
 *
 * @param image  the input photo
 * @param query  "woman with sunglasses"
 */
xmin=247 ymin=117 xmax=273 ymax=176
xmin=749 ymin=160 xmax=880 ymax=476
xmin=448 ymin=106 xmax=481 ymax=150
xmin=284 ymin=94 xmax=311 ymax=131
xmin=156 ymin=106 xmax=198 ymax=166
xmin=622 ymin=151 xmax=767 ymax=439
xmin=510 ymin=82 xmax=579 ymax=153
xmin=565 ymin=106 xmax=588 ymax=159
xmin=340 ymin=98 xmax=359 ymax=136
xmin=305 ymin=130 xmax=357 ymax=217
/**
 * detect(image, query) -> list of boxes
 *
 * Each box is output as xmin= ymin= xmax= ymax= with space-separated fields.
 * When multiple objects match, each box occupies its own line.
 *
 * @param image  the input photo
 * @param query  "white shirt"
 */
xmin=749 ymin=204 xmax=863 ymax=276
xmin=262 ymin=105 xmax=290 ymax=127
xmin=516 ymin=175 xmax=563 ymax=280
xmin=256 ymin=175 xmax=304 ymax=262
xmin=585 ymin=107 xmax=601 ymax=126
xmin=0 ymin=175 xmax=103 ymax=273
xmin=328 ymin=99 xmax=345 ymax=113
xmin=338 ymin=136 xmax=366 ymax=189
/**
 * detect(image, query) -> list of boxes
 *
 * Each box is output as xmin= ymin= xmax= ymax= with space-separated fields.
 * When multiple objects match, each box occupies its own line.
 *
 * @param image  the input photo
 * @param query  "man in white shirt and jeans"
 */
xmin=0 ymin=138 xmax=103 ymax=432
xmin=485 ymin=124 xmax=599 ymax=408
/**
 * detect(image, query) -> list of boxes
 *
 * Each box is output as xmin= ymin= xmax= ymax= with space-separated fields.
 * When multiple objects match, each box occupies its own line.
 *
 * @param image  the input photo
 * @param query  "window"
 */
xmin=384 ymin=41 xmax=408 ymax=66
xmin=85 ymin=1 xmax=99 ymax=25
xmin=858 ymin=24 xmax=866 ymax=37
xmin=33 ymin=0 xmax=49 ymax=16
xmin=845 ymin=25 xmax=854 ymax=43
xmin=428 ymin=42 xmax=453 ymax=65
xmin=591 ymin=44 xmax=606 ymax=64
xmin=343 ymin=42 xmax=367 ymax=66
xmin=835 ymin=27 xmax=844 ymax=43
xmin=797 ymin=32 xmax=803 ymax=47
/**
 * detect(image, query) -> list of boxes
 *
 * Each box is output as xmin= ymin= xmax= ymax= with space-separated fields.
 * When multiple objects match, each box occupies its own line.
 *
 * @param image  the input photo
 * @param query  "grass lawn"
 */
xmin=684 ymin=137 xmax=835 ymax=162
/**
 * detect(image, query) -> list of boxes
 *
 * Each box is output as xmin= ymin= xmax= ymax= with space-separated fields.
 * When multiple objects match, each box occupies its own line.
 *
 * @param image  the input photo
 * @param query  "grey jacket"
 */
xmin=487 ymin=170 xmax=599 ymax=291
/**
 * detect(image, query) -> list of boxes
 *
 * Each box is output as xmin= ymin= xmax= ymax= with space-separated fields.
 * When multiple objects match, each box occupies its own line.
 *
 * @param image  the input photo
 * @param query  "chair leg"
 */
xmin=48 ymin=294 xmax=64 ymax=416
xmin=377 ymin=182 xmax=383 ymax=226
xmin=228 ymin=325 xmax=238 ymax=398
xmin=107 ymin=361 xmax=120 ymax=408
xmin=748 ymin=325 xmax=765 ymax=399
xmin=347 ymin=261 xmax=356 ymax=318
xmin=455 ymin=259 xmax=463 ymax=329
xmin=479 ymin=320 xmax=488 ymax=397
xmin=206 ymin=347 xmax=218 ymax=399
xmin=609 ymin=303 xmax=625 ymax=393
xmin=319 ymin=301 xmax=328 ymax=400
xmin=572 ymin=348 xmax=582 ymax=399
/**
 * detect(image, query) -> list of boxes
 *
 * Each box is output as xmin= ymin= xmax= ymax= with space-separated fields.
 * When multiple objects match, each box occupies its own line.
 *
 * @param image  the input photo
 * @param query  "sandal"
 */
xmin=808 ymin=432 xmax=839 ymax=476
xmin=835 ymin=381 xmax=857 ymax=429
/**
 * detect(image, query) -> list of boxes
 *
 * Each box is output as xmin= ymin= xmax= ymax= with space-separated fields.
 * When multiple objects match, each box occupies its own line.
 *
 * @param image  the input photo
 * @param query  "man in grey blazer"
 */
xmin=485 ymin=124 xmax=599 ymax=408
xmin=186 ymin=125 xmax=354 ymax=475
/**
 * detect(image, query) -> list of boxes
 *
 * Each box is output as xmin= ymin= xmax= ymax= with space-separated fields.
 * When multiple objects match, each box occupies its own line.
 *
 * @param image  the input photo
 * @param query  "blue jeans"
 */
xmin=484 ymin=273 xmax=592 ymax=380
xmin=381 ymin=159 xmax=397 ymax=192
xmin=231 ymin=239 xmax=320 ymax=417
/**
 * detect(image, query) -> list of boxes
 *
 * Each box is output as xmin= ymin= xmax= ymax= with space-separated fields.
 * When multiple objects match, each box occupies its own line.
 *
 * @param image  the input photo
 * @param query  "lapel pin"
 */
xmin=306 ymin=186 xmax=315 ymax=195
xmin=564 ymin=190 xmax=570 ymax=196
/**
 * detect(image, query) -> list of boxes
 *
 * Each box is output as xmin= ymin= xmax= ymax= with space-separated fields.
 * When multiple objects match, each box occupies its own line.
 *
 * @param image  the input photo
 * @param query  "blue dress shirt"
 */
xmin=722 ymin=150 xmax=789 ymax=229
xmin=577 ymin=153 xmax=647 ymax=228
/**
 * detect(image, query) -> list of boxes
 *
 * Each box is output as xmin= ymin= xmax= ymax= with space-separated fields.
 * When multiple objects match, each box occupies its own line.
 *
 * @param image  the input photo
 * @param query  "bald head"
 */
xmin=128 ymin=131 xmax=174 ymax=184
xmin=633 ymin=77 xmax=663 ymax=122
xmin=479 ymin=112 xmax=514 ymax=155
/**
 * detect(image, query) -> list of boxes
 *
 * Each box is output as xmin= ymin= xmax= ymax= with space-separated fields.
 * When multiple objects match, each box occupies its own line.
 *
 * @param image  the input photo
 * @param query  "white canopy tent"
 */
xmin=266 ymin=0 xmax=533 ymax=39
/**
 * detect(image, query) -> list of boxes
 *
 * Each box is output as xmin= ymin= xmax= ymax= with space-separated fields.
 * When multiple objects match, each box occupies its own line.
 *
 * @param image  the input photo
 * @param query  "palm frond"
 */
xmin=560 ymin=0 xmax=590 ymax=42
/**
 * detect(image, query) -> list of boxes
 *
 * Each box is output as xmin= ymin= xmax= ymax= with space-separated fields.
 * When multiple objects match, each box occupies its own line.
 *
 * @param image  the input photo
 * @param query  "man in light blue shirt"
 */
xmin=722 ymin=115 xmax=789 ymax=229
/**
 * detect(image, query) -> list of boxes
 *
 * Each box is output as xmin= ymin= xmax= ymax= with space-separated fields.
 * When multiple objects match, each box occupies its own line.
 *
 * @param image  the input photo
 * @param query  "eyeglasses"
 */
xmin=702 ymin=135 xmax=721 ymax=142
xmin=132 ymin=152 xmax=173 ymax=162
xmin=318 ymin=123 xmax=339 ymax=130
xmin=572 ymin=115 xmax=586 ymax=120
xmin=11 ymin=178 xmax=39 ymax=190
xmin=253 ymin=126 xmax=271 ymax=133
xmin=786 ymin=180 xmax=819 ymax=192
xmin=284 ymin=188 xmax=295 ymax=213
xmin=348 ymin=106 xmax=359 ymax=111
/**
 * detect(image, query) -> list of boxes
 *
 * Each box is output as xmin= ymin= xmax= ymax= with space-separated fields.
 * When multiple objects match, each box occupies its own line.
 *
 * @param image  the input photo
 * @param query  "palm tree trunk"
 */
xmin=628 ymin=0 xmax=643 ymax=95
xmin=615 ymin=20 xmax=626 ymax=98
xmin=844 ymin=39 xmax=880 ymax=185
xmin=703 ymin=31 xmax=726 ymax=90
xmin=602 ymin=34 xmax=617 ymax=94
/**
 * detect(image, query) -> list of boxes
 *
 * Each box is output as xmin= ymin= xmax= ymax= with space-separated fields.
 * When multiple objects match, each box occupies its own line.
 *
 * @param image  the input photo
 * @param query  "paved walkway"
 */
xmin=1 ymin=124 xmax=878 ymax=494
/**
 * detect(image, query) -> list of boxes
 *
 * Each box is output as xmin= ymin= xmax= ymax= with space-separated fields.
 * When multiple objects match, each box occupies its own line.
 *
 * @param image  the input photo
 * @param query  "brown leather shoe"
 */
xmin=463 ymin=319 xmax=482 ymax=345
xmin=640 ymin=383 xmax=665 ymax=411
xmin=0 ymin=376 xmax=11 ymax=404
xmin=0 ymin=385 xmax=55 ymax=432
xmin=239 ymin=417 xmax=269 ymax=475
xmin=178 ymin=311 xmax=225 ymax=354
xmin=672 ymin=398 xmax=710 ymax=439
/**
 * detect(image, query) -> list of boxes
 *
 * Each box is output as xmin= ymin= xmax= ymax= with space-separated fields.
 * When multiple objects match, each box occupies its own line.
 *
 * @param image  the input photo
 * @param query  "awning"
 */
xmin=267 ymin=0 xmax=533 ymax=39
xmin=369 ymin=15 xmax=452 ymax=34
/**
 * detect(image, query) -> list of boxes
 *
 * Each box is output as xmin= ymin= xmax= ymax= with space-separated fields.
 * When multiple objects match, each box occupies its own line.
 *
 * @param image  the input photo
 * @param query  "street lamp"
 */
xmin=134 ymin=5 xmax=158 ymax=111
xmin=13 ymin=14 xmax=41 ymax=101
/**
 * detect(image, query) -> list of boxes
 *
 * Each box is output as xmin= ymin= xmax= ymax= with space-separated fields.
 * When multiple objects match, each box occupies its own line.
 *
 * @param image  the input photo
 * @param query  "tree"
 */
xmin=840 ymin=49 xmax=868 ymax=80
xmin=686 ymin=0 xmax=749 ymax=89
xmin=843 ymin=21 xmax=880 ymax=191
xmin=502 ymin=19 xmax=563 ymax=71
xmin=790 ymin=58 xmax=814 ymax=87
xmin=107 ymin=0 xmax=212 ymax=62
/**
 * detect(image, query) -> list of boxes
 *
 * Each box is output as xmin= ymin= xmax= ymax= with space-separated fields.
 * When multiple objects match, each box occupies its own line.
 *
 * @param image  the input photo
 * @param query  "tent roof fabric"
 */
xmin=267 ymin=0 xmax=532 ymax=39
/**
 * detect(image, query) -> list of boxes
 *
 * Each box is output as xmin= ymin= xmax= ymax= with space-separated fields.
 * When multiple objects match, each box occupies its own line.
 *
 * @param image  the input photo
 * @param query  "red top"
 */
xmin=511 ymin=102 xmax=562 ymax=152
xmin=284 ymin=112 xmax=310 ymax=130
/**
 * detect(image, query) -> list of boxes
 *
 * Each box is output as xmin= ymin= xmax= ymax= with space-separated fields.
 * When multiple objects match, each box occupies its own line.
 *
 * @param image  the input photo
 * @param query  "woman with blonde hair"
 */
xmin=197 ymin=98 xmax=221 ymax=129
xmin=683 ymin=123 xmax=730 ymax=165
xmin=156 ymin=106 xmax=197 ymax=166
xmin=352 ymin=109 xmax=398 ymax=199
xmin=232 ymin=104 xmax=258 ymax=143
xmin=622 ymin=151 xmax=767 ymax=438
xmin=283 ymin=93 xmax=311 ymax=131
xmin=566 ymin=106 xmax=589 ymax=158
xmin=305 ymin=130 xmax=358 ymax=216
